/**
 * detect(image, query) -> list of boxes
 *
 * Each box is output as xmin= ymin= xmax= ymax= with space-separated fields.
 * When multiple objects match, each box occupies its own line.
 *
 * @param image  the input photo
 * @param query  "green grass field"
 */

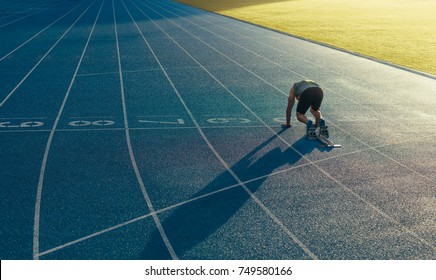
xmin=177 ymin=0 xmax=436 ymax=76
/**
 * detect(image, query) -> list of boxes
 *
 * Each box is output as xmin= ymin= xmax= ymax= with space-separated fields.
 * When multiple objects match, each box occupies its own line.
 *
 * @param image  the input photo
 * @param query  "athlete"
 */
xmin=282 ymin=80 xmax=329 ymax=138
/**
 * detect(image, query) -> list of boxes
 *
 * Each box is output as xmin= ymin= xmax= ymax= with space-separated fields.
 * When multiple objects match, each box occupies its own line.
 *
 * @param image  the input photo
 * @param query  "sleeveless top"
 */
xmin=293 ymin=80 xmax=320 ymax=98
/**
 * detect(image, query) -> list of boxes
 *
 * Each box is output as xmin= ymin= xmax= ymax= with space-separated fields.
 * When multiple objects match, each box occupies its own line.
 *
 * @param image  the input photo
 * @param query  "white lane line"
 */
xmin=35 ymin=136 xmax=424 ymax=257
xmin=0 ymin=9 xmax=49 ymax=28
xmin=132 ymin=0 xmax=436 ymax=253
xmin=0 ymin=123 xmax=428 ymax=134
xmin=33 ymin=0 xmax=102 ymax=260
xmin=0 ymin=0 xmax=86 ymax=61
xmin=39 ymin=135 xmax=422 ymax=256
xmin=0 ymin=14 xmax=14 ymax=21
xmin=0 ymin=0 xmax=63 ymax=28
xmin=0 ymin=11 xmax=26 ymax=21
xmin=113 ymin=0 xmax=178 ymax=260
xmin=76 ymin=68 xmax=161 ymax=77
xmin=152 ymin=0 xmax=436 ymax=141
xmin=0 ymin=1 xmax=96 ymax=108
xmin=157 ymin=0 xmax=436 ymax=81
xmin=0 ymin=125 xmax=286 ymax=133
xmin=126 ymin=0 xmax=318 ymax=260
xmin=36 ymin=213 xmax=152 ymax=258
xmin=175 ymin=2 xmax=433 ymax=181
xmin=151 ymin=2 xmax=433 ymax=116
xmin=0 ymin=117 xmax=47 ymax=119
xmin=75 ymin=64 xmax=236 ymax=77
xmin=147 ymin=0 xmax=433 ymax=182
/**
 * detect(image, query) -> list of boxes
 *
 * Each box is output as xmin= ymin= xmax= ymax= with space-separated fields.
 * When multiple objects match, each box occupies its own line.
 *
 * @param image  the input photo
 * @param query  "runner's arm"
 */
xmin=284 ymin=86 xmax=296 ymax=127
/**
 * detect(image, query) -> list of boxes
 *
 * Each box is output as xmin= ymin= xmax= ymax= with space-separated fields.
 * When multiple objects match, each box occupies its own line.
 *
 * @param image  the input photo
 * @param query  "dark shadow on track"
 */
xmin=140 ymin=128 xmax=329 ymax=259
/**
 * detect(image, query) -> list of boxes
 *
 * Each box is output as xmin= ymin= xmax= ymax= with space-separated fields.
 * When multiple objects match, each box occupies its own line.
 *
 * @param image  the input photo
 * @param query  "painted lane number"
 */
xmin=68 ymin=120 xmax=115 ymax=127
xmin=0 ymin=121 xmax=44 ymax=128
xmin=138 ymin=119 xmax=185 ymax=125
xmin=207 ymin=118 xmax=251 ymax=124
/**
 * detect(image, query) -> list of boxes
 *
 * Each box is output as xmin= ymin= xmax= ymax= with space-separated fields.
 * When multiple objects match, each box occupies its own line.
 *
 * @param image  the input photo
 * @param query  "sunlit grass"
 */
xmin=177 ymin=0 xmax=436 ymax=75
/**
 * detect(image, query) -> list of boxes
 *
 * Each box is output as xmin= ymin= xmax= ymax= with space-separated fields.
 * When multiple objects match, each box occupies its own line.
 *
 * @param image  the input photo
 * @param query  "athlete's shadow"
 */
xmin=140 ymin=128 xmax=323 ymax=259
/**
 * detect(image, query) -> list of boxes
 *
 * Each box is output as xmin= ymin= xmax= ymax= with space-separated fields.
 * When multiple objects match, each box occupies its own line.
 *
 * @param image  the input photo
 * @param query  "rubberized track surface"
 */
xmin=1 ymin=0 xmax=435 ymax=260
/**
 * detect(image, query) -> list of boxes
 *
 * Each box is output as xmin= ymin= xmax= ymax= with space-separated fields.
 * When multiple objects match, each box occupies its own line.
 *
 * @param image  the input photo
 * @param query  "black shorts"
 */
xmin=296 ymin=87 xmax=323 ymax=114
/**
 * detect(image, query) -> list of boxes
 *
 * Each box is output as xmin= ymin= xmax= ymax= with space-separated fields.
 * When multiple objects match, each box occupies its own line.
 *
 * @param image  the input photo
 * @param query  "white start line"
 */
xmin=0 ymin=117 xmax=287 ymax=129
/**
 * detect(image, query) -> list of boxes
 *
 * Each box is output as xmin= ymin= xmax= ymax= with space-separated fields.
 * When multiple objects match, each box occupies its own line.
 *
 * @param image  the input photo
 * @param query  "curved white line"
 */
xmin=146 ymin=0 xmax=434 ymax=183
xmin=125 ymin=0 xmax=318 ymax=260
xmin=131 ymin=0 xmax=436 ymax=253
xmin=33 ymin=0 xmax=102 ymax=260
xmin=113 ymin=0 xmax=178 ymax=260
xmin=35 ymin=134 xmax=428 ymax=257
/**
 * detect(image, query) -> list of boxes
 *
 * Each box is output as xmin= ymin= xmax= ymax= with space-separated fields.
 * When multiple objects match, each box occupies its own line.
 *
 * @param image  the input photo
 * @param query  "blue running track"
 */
xmin=0 ymin=0 xmax=435 ymax=260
